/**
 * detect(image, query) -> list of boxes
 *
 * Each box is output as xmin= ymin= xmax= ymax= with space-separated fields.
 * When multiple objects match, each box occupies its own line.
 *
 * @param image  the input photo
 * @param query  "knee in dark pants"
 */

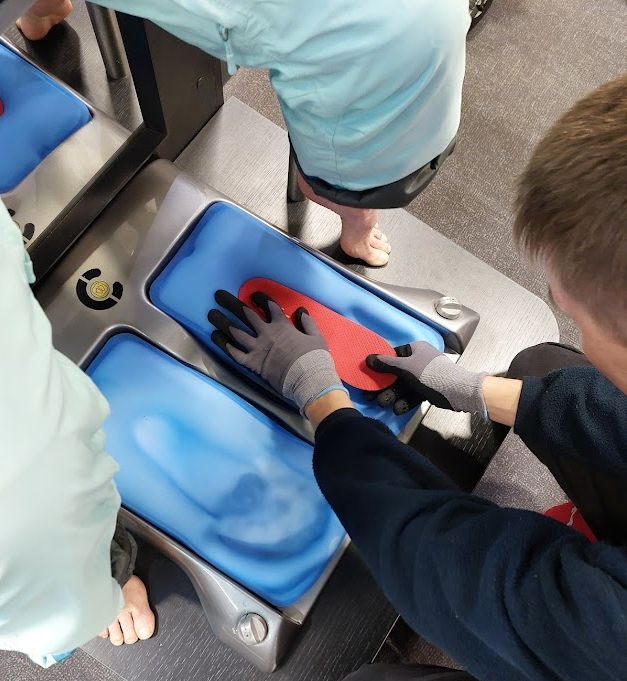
xmin=507 ymin=344 xmax=552 ymax=380
xmin=507 ymin=342 xmax=589 ymax=380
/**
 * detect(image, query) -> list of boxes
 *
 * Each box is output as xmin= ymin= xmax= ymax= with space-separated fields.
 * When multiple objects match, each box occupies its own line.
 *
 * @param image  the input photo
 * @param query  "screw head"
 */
xmin=237 ymin=613 xmax=268 ymax=645
xmin=435 ymin=296 xmax=462 ymax=320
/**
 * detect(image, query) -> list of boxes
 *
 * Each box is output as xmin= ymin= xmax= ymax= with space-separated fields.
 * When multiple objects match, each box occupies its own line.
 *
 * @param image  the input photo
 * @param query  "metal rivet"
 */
xmin=434 ymin=296 xmax=463 ymax=320
xmin=237 ymin=613 xmax=268 ymax=645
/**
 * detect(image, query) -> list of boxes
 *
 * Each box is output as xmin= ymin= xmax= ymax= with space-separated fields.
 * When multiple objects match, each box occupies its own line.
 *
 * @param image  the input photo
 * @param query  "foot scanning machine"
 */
xmin=38 ymin=162 xmax=479 ymax=672
xmin=1 ymin=7 xmax=480 ymax=673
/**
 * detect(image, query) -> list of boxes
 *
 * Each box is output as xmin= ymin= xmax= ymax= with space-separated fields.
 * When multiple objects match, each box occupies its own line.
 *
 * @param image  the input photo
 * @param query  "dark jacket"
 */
xmin=313 ymin=367 xmax=627 ymax=681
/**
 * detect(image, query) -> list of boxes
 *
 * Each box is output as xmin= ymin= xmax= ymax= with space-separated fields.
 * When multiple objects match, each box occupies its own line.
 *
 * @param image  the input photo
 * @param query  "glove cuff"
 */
xmin=421 ymin=356 xmax=489 ymax=416
xmin=456 ymin=370 xmax=489 ymax=417
xmin=282 ymin=349 xmax=347 ymax=412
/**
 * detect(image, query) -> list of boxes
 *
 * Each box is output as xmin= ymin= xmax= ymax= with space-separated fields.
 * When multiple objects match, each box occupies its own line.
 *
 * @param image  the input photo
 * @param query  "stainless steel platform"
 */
xmin=40 ymin=159 xmax=473 ymax=673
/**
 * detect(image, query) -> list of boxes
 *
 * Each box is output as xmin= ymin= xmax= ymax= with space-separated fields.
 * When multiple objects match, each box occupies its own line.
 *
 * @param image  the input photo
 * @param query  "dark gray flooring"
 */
xmin=2 ymin=0 xmax=626 ymax=678
xmin=79 ymin=543 xmax=396 ymax=681
xmin=1 ymin=650 xmax=123 ymax=681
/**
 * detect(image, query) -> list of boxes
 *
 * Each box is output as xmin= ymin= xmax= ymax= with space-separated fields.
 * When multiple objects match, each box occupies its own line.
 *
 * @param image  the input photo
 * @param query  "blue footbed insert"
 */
xmin=150 ymin=202 xmax=445 ymax=434
xmin=0 ymin=43 xmax=91 ymax=193
xmin=88 ymin=333 xmax=345 ymax=607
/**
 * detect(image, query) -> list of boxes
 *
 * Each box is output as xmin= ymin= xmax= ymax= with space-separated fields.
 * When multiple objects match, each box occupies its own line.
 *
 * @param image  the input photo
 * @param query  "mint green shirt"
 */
xmin=0 ymin=201 xmax=123 ymax=665
xmin=95 ymin=0 xmax=470 ymax=191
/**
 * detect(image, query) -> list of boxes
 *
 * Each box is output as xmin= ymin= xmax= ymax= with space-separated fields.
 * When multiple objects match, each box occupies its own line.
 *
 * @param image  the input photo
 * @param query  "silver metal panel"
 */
xmin=36 ymin=99 xmax=556 ymax=673
xmin=176 ymin=97 xmax=559 ymax=457
xmin=0 ymin=38 xmax=129 ymax=246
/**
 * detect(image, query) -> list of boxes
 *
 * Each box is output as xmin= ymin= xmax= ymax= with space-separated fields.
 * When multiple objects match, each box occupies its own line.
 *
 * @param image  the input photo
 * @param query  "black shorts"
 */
xmin=292 ymin=138 xmax=456 ymax=210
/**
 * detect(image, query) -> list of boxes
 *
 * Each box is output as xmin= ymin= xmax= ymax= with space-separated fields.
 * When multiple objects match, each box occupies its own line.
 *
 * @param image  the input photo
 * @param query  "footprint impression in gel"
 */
xmin=239 ymin=278 xmax=397 ymax=391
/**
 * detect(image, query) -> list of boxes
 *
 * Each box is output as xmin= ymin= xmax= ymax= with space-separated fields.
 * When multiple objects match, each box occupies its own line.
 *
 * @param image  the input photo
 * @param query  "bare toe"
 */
xmin=346 ymin=243 xmax=389 ymax=266
xmin=123 ymin=576 xmax=156 ymax=641
xmin=108 ymin=620 xmax=124 ymax=647
xmin=133 ymin=608 xmax=156 ymax=641
xmin=119 ymin=611 xmax=139 ymax=645
xmin=367 ymin=249 xmax=390 ymax=267
xmin=340 ymin=219 xmax=391 ymax=267
xmin=371 ymin=237 xmax=392 ymax=254
xmin=340 ymin=237 xmax=390 ymax=266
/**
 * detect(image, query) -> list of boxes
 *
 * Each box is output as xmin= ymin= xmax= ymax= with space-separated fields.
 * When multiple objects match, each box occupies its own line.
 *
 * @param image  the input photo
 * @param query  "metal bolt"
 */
xmin=434 ymin=296 xmax=462 ymax=320
xmin=237 ymin=613 xmax=268 ymax=645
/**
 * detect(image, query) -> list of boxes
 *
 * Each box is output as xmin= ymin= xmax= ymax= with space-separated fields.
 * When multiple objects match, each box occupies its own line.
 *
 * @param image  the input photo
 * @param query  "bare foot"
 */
xmin=296 ymin=170 xmax=392 ymax=267
xmin=340 ymin=220 xmax=391 ymax=267
xmin=99 ymin=575 xmax=155 ymax=646
xmin=16 ymin=0 xmax=73 ymax=41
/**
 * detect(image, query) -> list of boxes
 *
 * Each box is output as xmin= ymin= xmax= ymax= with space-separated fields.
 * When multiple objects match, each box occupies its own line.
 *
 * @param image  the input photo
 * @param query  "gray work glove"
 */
xmin=208 ymin=290 xmax=348 ymax=412
xmin=366 ymin=341 xmax=488 ymax=416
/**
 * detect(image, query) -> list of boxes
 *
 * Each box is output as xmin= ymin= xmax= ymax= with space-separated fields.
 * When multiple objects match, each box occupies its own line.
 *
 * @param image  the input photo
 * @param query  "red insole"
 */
xmin=239 ymin=278 xmax=396 ymax=390
xmin=0 ymin=98 xmax=4 ymax=117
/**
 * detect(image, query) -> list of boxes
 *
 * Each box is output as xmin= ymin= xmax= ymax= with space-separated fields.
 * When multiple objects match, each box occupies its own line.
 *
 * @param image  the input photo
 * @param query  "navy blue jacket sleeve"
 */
xmin=313 ymin=409 xmax=627 ymax=681
xmin=515 ymin=367 xmax=627 ymax=474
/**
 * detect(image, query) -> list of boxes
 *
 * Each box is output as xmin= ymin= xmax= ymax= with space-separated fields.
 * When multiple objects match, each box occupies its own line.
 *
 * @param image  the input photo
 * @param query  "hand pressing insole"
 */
xmin=239 ymin=278 xmax=397 ymax=391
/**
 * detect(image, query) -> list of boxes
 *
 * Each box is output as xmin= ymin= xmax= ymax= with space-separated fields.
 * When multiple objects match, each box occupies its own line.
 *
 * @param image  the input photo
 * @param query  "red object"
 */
xmin=0 ymin=98 xmax=4 ymax=117
xmin=239 ymin=278 xmax=397 ymax=391
xmin=544 ymin=502 xmax=597 ymax=543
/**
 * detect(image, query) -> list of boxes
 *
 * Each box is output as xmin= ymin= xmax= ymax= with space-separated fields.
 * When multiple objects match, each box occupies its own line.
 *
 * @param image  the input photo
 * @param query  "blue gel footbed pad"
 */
xmin=0 ymin=43 xmax=91 ymax=193
xmin=150 ymin=202 xmax=445 ymax=434
xmin=88 ymin=333 xmax=345 ymax=607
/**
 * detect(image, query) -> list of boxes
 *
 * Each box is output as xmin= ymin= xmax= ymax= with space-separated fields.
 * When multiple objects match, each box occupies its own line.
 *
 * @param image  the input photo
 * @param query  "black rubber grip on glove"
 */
xmin=208 ymin=290 xmax=257 ymax=358
xmin=213 ymin=290 xmax=258 ymax=330
xmin=365 ymin=350 xmax=454 ymax=415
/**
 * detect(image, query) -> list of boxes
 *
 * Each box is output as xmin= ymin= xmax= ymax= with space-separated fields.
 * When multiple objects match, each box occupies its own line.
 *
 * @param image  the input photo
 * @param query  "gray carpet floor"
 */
xmin=2 ymin=0 xmax=626 ymax=678
xmin=225 ymin=0 xmax=627 ymax=348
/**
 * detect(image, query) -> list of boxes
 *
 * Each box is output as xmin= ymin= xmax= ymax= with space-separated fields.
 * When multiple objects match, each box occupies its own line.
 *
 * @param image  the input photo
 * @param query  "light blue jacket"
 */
xmin=0 ymin=202 xmax=123 ymax=666
xmin=97 ymin=0 xmax=470 ymax=190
